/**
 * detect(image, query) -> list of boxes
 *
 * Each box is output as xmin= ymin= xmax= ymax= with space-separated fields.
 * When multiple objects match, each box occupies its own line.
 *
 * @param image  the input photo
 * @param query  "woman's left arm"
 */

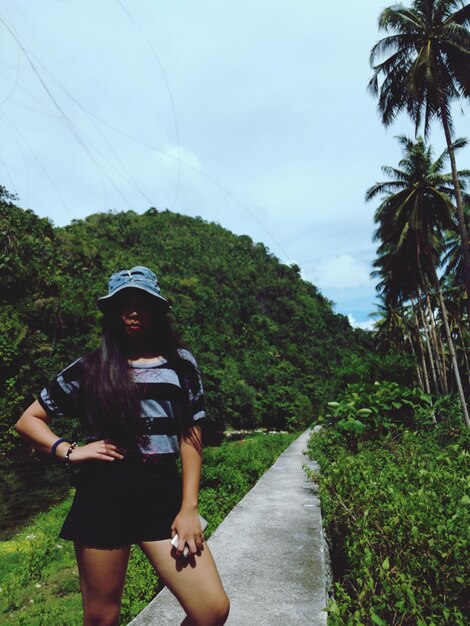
xmin=172 ymin=424 xmax=204 ymax=556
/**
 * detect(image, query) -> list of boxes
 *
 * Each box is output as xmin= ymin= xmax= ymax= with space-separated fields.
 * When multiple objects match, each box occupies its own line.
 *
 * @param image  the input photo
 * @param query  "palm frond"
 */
xmin=435 ymin=0 xmax=464 ymax=22
xmin=432 ymin=136 xmax=468 ymax=171
xmin=369 ymin=0 xmax=470 ymax=136
xmin=366 ymin=180 xmax=408 ymax=201
xmin=378 ymin=6 xmax=425 ymax=33
xmin=443 ymin=2 xmax=470 ymax=27
xmin=381 ymin=165 xmax=409 ymax=180
xmin=369 ymin=33 xmax=419 ymax=65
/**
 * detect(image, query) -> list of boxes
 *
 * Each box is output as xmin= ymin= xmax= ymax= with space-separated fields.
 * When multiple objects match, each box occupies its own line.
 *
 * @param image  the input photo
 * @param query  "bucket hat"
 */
xmin=97 ymin=266 xmax=170 ymax=312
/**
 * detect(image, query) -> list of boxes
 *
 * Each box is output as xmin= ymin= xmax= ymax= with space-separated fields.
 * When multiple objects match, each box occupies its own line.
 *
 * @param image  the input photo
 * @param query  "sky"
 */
xmin=1 ymin=1 xmax=468 ymax=329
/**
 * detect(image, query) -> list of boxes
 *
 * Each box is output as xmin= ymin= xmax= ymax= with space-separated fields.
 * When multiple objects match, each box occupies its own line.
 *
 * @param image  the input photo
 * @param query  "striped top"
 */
xmin=38 ymin=349 xmax=205 ymax=462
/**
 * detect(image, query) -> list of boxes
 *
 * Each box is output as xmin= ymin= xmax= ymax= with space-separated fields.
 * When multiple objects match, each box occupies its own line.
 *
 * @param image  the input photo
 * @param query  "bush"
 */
xmin=334 ymin=351 xmax=416 ymax=390
xmin=318 ymin=381 xmax=433 ymax=451
xmin=308 ymin=425 xmax=469 ymax=625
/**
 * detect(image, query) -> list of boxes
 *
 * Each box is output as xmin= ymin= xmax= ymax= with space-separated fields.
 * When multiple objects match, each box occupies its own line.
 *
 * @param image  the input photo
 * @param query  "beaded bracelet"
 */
xmin=50 ymin=437 xmax=68 ymax=458
xmin=65 ymin=442 xmax=78 ymax=468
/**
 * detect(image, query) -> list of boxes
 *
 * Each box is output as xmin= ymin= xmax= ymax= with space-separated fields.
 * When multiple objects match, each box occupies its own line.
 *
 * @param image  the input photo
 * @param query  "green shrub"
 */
xmin=334 ymin=352 xmax=416 ymax=389
xmin=308 ymin=425 xmax=469 ymax=625
xmin=433 ymin=394 xmax=469 ymax=436
xmin=318 ymin=381 xmax=433 ymax=451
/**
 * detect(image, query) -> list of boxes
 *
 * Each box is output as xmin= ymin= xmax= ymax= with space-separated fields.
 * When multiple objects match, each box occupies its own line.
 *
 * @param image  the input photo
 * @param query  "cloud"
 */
xmin=347 ymin=314 xmax=375 ymax=331
xmin=307 ymin=255 xmax=371 ymax=289
xmin=165 ymin=145 xmax=203 ymax=170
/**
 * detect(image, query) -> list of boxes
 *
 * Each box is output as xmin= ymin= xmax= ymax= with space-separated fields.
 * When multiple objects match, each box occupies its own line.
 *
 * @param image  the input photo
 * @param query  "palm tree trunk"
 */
xmin=410 ymin=295 xmax=431 ymax=395
xmin=434 ymin=314 xmax=449 ymax=394
xmin=439 ymin=103 xmax=470 ymax=323
xmin=405 ymin=333 xmax=424 ymax=390
xmin=457 ymin=322 xmax=470 ymax=381
xmin=433 ymin=272 xmax=470 ymax=428
xmin=425 ymin=291 xmax=448 ymax=394
xmin=408 ymin=330 xmax=437 ymax=423
xmin=417 ymin=289 xmax=440 ymax=395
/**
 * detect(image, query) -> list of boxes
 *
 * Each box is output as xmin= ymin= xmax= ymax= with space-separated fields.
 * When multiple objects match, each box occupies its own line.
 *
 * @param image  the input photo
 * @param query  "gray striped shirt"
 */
xmin=38 ymin=349 xmax=205 ymax=462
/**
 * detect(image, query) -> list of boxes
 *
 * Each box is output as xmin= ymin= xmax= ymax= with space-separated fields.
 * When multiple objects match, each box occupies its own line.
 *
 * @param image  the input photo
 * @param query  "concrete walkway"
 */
xmin=129 ymin=429 xmax=328 ymax=625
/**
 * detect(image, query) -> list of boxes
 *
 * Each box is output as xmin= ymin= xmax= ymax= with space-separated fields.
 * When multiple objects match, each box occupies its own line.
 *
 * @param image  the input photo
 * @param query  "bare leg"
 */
xmin=140 ymin=539 xmax=229 ymax=626
xmin=74 ymin=543 xmax=131 ymax=626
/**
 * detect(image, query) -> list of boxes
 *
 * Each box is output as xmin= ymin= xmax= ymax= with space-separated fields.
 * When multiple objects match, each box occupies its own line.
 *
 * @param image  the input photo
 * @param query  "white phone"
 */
xmin=170 ymin=515 xmax=208 ymax=557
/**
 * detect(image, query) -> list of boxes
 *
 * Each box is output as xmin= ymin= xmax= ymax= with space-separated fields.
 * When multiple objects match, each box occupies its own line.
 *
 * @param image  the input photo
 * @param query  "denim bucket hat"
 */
xmin=97 ymin=266 xmax=170 ymax=312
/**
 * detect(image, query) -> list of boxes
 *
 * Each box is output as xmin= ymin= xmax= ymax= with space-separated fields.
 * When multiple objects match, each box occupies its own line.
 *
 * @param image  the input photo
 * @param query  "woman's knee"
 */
xmin=214 ymin=593 xmax=230 ymax=625
xmin=204 ymin=593 xmax=231 ymax=626
xmin=84 ymin=603 xmax=121 ymax=626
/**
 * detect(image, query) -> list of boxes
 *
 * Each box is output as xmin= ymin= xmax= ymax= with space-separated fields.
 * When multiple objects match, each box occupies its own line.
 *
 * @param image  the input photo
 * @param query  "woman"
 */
xmin=16 ymin=266 xmax=230 ymax=626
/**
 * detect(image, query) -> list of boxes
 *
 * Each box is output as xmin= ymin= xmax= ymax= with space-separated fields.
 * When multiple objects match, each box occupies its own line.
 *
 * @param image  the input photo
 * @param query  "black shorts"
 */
xmin=59 ymin=458 xmax=182 ymax=548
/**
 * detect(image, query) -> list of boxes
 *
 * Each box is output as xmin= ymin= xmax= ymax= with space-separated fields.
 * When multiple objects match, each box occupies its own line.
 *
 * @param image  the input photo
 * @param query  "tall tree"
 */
xmin=367 ymin=135 xmax=470 ymax=426
xmin=369 ymin=0 xmax=470 ymax=320
xmin=373 ymin=298 xmax=430 ymax=393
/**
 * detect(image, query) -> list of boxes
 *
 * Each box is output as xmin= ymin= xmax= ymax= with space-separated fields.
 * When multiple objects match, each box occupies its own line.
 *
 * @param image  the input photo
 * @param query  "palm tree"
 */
xmin=442 ymin=202 xmax=470 ymax=289
xmin=373 ymin=299 xmax=408 ymax=352
xmin=373 ymin=298 xmax=431 ymax=392
xmin=441 ymin=280 xmax=470 ymax=376
xmin=367 ymin=135 xmax=470 ymax=426
xmin=373 ymin=238 xmax=444 ymax=394
xmin=366 ymin=136 xmax=469 ymax=255
xmin=368 ymin=0 xmax=470 ymax=320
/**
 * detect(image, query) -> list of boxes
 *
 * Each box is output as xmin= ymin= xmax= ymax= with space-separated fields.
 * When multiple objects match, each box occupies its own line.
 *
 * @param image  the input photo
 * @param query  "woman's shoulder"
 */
xmin=176 ymin=348 xmax=198 ymax=366
xmin=59 ymin=354 xmax=86 ymax=374
xmin=56 ymin=352 xmax=92 ymax=380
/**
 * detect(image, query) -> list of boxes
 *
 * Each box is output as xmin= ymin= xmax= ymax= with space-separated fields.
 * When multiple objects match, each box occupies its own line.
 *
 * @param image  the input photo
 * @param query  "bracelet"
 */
xmin=50 ymin=437 xmax=68 ymax=458
xmin=65 ymin=442 xmax=78 ymax=468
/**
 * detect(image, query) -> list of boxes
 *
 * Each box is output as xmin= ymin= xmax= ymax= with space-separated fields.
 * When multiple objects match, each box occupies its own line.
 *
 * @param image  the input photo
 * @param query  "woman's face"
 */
xmin=118 ymin=290 xmax=154 ymax=340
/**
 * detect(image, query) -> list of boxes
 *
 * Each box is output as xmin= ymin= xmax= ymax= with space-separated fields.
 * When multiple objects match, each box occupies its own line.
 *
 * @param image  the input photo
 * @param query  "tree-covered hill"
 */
xmin=1 ymin=187 xmax=373 ymax=450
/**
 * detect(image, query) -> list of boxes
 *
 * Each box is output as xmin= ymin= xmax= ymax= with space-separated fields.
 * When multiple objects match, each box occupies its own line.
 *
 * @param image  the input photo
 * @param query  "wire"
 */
xmin=0 ymin=160 xmax=73 ymax=208
xmin=0 ymin=7 xmax=154 ymax=207
xmin=0 ymin=153 xmax=19 ymax=198
xmin=0 ymin=3 xmax=292 ymax=262
xmin=0 ymin=109 xmax=70 ymax=214
xmin=0 ymin=11 xmax=133 ymax=212
xmin=0 ymin=110 xmax=30 ymax=207
xmin=23 ymin=52 xmax=154 ymax=206
xmin=114 ymin=0 xmax=181 ymax=212
xmin=0 ymin=49 xmax=20 ymax=104
xmin=76 ymin=109 xmax=292 ymax=261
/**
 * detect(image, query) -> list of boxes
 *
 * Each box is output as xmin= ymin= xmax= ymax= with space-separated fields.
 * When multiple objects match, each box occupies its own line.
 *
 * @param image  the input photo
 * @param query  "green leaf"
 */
xmin=337 ymin=418 xmax=365 ymax=434
xmin=419 ymin=393 xmax=433 ymax=406
xmin=381 ymin=556 xmax=390 ymax=570
xmin=370 ymin=612 xmax=387 ymax=626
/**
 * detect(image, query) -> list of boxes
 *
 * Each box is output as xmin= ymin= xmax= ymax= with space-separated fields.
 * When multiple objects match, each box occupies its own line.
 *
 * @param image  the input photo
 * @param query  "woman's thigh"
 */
xmin=140 ymin=539 xmax=229 ymax=626
xmin=75 ymin=543 xmax=131 ymax=625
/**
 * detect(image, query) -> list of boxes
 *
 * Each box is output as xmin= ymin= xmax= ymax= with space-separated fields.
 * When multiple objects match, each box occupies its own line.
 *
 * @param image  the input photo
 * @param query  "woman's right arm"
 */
xmin=16 ymin=401 xmax=125 ymax=463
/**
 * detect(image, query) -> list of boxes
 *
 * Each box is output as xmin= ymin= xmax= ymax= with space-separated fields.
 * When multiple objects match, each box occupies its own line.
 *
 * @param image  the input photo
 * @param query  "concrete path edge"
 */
xmin=129 ymin=429 xmax=328 ymax=625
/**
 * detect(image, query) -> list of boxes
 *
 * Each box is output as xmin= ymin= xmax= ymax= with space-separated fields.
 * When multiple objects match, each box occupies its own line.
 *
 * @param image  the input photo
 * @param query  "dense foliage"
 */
xmin=320 ymin=380 xmax=433 ymax=451
xmin=0 ymin=188 xmax=371 ymax=451
xmin=308 ymin=391 xmax=469 ymax=625
xmin=0 ymin=432 xmax=296 ymax=625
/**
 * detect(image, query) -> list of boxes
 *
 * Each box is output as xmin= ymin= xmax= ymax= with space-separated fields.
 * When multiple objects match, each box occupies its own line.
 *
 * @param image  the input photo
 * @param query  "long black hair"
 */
xmin=79 ymin=295 xmax=191 ymax=449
